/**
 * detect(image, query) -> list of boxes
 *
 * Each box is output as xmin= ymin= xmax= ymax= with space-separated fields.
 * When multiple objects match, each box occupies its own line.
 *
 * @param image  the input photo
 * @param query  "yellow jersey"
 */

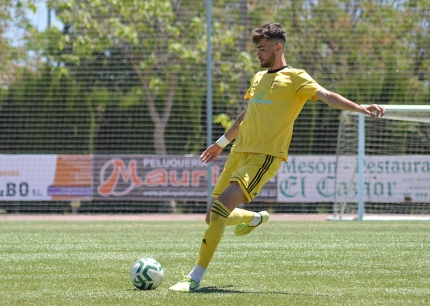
xmin=231 ymin=66 xmax=323 ymax=161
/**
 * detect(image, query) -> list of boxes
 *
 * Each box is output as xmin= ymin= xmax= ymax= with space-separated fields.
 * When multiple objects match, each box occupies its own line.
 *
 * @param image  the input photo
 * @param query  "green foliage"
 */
xmin=1 ymin=221 xmax=430 ymax=305
xmin=1 ymin=0 xmax=429 ymax=155
xmin=0 ymin=66 xmax=92 ymax=153
xmin=0 ymin=0 xmax=37 ymax=85
xmin=214 ymin=113 xmax=234 ymax=132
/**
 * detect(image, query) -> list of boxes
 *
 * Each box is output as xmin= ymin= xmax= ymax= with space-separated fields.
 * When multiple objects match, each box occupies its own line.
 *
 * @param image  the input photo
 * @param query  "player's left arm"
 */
xmin=314 ymin=88 xmax=386 ymax=119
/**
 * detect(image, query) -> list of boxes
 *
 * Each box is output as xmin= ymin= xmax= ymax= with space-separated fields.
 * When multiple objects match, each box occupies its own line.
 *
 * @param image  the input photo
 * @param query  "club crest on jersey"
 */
xmin=271 ymin=80 xmax=281 ymax=89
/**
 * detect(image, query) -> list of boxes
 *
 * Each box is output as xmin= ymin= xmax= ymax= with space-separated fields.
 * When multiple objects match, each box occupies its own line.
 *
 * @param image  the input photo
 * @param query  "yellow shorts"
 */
xmin=212 ymin=152 xmax=282 ymax=203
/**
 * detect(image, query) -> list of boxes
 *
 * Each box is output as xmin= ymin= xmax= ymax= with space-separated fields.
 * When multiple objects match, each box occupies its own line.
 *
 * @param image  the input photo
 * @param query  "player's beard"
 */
xmin=260 ymin=50 xmax=276 ymax=68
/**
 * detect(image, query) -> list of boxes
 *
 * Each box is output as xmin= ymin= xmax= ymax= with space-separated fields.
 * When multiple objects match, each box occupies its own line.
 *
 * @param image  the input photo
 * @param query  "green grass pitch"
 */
xmin=1 ymin=220 xmax=430 ymax=305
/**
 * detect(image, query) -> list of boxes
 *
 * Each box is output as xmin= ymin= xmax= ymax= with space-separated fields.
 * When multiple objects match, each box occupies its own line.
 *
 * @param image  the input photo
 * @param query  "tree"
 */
xmin=12 ymin=0 xmax=430 ymax=157
xmin=37 ymin=0 xmax=244 ymax=155
xmin=0 ymin=0 xmax=37 ymax=90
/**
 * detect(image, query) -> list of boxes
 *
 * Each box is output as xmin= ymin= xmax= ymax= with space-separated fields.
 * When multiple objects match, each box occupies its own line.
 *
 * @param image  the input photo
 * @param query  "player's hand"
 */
xmin=363 ymin=104 xmax=386 ymax=118
xmin=200 ymin=143 xmax=223 ymax=163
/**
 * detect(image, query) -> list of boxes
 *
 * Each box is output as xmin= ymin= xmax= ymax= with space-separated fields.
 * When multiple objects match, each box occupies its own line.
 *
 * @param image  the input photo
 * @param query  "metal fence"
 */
xmin=0 ymin=0 xmax=429 ymax=214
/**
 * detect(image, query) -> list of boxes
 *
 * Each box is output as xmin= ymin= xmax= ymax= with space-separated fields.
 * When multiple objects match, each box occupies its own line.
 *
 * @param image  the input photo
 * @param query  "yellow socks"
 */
xmin=197 ymin=203 xmax=257 ymax=268
xmin=197 ymin=200 xmax=231 ymax=268
xmin=226 ymin=207 xmax=255 ymax=226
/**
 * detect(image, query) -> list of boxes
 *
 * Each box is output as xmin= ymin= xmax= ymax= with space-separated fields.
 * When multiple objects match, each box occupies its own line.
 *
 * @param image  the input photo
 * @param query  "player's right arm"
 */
xmin=200 ymin=107 xmax=247 ymax=163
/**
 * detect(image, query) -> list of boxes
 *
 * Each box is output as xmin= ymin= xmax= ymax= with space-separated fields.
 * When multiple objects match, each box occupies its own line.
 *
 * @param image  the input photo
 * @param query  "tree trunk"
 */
xmin=131 ymin=56 xmax=179 ymax=212
xmin=142 ymin=73 xmax=178 ymax=212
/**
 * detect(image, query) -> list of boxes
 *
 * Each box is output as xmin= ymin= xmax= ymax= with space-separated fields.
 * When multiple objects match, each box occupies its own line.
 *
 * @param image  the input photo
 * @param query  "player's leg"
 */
xmin=169 ymin=153 xmax=282 ymax=292
xmin=234 ymin=210 xmax=270 ymax=236
xmin=207 ymin=152 xmax=261 ymax=226
xmin=231 ymin=154 xmax=283 ymax=236
xmin=180 ymin=152 xmax=281 ymax=290
xmin=169 ymin=182 xmax=246 ymax=292
xmin=205 ymin=197 xmax=255 ymax=226
xmin=227 ymin=207 xmax=259 ymax=226
xmin=198 ymin=182 xmax=247 ymax=265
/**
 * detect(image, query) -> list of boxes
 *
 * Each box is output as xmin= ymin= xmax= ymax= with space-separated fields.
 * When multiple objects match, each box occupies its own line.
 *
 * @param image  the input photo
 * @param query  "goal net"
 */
xmin=332 ymin=105 xmax=430 ymax=220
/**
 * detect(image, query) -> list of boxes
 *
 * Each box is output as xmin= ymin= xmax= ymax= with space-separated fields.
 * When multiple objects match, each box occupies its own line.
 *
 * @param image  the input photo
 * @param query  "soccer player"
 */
xmin=169 ymin=23 xmax=386 ymax=292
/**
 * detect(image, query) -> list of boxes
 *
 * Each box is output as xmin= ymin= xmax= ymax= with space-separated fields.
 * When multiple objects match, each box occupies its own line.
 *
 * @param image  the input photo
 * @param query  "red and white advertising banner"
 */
xmin=0 ymin=155 xmax=92 ymax=201
xmin=93 ymin=155 xmax=277 ymax=201
xmin=3 ymin=154 xmax=428 ymax=203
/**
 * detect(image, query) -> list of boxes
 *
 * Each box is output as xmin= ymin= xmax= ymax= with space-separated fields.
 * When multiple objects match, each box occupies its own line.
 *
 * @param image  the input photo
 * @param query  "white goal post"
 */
xmin=331 ymin=105 xmax=430 ymax=221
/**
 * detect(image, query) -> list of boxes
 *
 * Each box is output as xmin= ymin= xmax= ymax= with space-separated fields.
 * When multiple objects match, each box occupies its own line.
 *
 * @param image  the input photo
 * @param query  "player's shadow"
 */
xmin=195 ymin=285 xmax=291 ymax=295
xmin=195 ymin=285 xmax=331 ymax=297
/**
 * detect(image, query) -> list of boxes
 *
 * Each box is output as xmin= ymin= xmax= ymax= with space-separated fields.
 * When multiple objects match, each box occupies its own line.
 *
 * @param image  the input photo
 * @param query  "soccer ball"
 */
xmin=130 ymin=258 xmax=165 ymax=290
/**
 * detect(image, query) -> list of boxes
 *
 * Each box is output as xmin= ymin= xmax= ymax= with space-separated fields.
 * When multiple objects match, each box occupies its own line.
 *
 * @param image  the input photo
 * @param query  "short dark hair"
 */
xmin=252 ymin=23 xmax=287 ymax=45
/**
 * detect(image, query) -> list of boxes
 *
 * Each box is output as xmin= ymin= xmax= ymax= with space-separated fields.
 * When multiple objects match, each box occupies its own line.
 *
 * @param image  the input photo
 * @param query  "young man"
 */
xmin=169 ymin=23 xmax=386 ymax=292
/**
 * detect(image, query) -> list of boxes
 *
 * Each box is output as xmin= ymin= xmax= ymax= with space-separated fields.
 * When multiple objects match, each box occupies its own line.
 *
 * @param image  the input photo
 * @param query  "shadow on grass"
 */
xmin=127 ymin=286 xmax=330 ymax=297
xmin=195 ymin=285 xmax=330 ymax=297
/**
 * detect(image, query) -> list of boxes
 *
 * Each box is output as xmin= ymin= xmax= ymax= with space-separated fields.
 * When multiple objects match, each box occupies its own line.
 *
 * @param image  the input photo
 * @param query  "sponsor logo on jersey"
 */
xmin=249 ymin=91 xmax=272 ymax=104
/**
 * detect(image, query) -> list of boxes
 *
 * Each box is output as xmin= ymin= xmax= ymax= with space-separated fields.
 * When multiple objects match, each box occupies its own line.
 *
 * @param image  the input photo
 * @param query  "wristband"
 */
xmin=215 ymin=135 xmax=230 ymax=148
